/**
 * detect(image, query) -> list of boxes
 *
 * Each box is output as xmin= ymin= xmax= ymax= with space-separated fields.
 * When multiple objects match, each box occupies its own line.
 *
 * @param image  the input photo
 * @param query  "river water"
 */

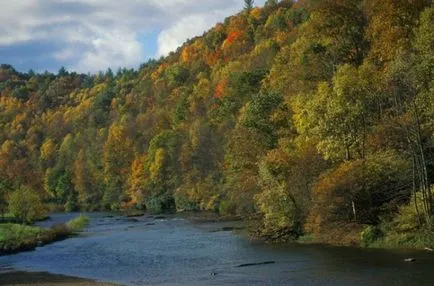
xmin=1 ymin=213 xmax=434 ymax=285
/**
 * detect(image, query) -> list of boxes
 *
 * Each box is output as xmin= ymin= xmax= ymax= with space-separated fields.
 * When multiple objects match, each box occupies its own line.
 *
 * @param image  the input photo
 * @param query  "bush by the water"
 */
xmin=369 ymin=230 xmax=434 ymax=249
xmin=0 ymin=224 xmax=44 ymax=254
xmin=66 ymin=215 xmax=89 ymax=232
xmin=145 ymin=196 xmax=176 ymax=214
xmin=0 ymin=215 xmax=89 ymax=254
xmin=360 ymin=226 xmax=382 ymax=247
xmin=8 ymin=186 xmax=46 ymax=224
xmin=0 ymin=224 xmax=43 ymax=249
xmin=361 ymin=193 xmax=434 ymax=248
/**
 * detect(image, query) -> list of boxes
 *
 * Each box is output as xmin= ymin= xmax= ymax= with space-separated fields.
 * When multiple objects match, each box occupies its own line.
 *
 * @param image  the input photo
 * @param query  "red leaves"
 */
xmin=223 ymin=31 xmax=243 ymax=48
xmin=214 ymin=79 xmax=228 ymax=99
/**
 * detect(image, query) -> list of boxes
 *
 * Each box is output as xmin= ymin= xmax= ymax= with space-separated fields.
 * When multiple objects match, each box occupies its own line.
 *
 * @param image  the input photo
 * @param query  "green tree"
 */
xmin=103 ymin=122 xmax=135 ymax=210
xmin=293 ymin=64 xmax=376 ymax=161
xmin=0 ymin=183 xmax=7 ymax=220
xmin=265 ymin=0 xmax=278 ymax=8
xmin=73 ymin=149 xmax=93 ymax=210
xmin=222 ymin=125 xmax=266 ymax=216
xmin=268 ymin=0 xmax=367 ymax=97
xmin=58 ymin=66 xmax=68 ymax=76
xmin=364 ymin=0 xmax=430 ymax=68
xmin=307 ymin=151 xmax=410 ymax=237
xmin=8 ymin=186 xmax=46 ymax=224
xmin=143 ymin=130 xmax=182 ymax=212
xmin=255 ymin=141 xmax=326 ymax=241
xmin=240 ymin=90 xmax=283 ymax=149
xmin=244 ymin=0 xmax=255 ymax=12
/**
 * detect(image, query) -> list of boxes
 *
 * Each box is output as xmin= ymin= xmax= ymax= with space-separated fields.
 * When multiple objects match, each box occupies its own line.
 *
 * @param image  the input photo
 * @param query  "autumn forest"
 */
xmin=0 ymin=0 xmax=433 ymax=247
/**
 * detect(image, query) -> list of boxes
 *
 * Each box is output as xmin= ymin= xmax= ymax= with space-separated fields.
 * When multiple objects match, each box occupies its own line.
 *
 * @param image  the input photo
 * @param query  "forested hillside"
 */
xmin=0 ymin=0 xmax=433 ymax=246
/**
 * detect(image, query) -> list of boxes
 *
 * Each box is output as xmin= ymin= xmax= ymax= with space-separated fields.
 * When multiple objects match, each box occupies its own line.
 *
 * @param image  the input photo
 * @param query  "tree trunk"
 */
xmin=352 ymin=200 xmax=357 ymax=222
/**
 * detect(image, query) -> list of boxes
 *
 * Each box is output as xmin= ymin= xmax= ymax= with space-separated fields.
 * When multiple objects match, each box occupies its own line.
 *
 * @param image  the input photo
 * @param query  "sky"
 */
xmin=0 ymin=0 xmax=266 ymax=74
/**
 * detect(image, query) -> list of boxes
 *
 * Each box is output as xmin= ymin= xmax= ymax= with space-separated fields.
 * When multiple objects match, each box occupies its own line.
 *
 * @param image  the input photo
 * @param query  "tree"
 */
xmin=8 ymin=186 xmax=46 ymax=224
xmin=0 ymin=183 xmax=6 ymax=220
xmin=268 ymin=0 xmax=367 ymax=97
xmin=255 ymin=140 xmax=326 ymax=241
xmin=265 ymin=0 xmax=278 ymax=8
xmin=240 ymin=90 xmax=283 ymax=149
xmin=103 ymin=122 xmax=135 ymax=210
xmin=92 ymin=83 xmax=115 ymax=127
xmin=73 ymin=149 xmax=93 ymax=210
xmin=142 ymin=130 xmax=182 ymax=212
xmin=127 ymin=154 xmax=148 ymax=208
xmin=306 ymin=151 xmax=410 ymax=238
xmin=58 ymin=66 xmax=68 ymax=76
xmin=364 ymin=0 xmax=430 ymax=68
xmin=40 ymin=138 xmax=56 ymax=168
xmin=385 ymin=52 xmax=433 ymax=226
xmin=244 ymin=0 xmax=254 ymax=12
xmin=292 ymin=64 xmax=376 ymax=161
xmin=222 ymin=125 xmax=266 ymax=216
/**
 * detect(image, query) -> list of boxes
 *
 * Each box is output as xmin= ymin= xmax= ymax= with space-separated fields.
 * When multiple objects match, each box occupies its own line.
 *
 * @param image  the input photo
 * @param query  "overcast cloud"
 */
xmin=0 ymin=0 xmax=265 ymax=73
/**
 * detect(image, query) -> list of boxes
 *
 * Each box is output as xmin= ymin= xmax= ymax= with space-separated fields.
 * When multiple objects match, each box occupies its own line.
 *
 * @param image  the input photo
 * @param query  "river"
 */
xmin=1 ymin=213 xmax=433 ymax=285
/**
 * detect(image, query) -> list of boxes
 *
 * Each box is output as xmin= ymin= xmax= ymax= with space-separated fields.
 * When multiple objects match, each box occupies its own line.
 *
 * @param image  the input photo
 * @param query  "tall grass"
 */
xmin=0 ymin=215 xmax=89 ymax=254
xmin=367 ymin=230 xmax=434 ymax=249
xmin=0 ymin=224 xmax=43 ymax=253
xmin=66 ymin=215 xmax=89 ymax=232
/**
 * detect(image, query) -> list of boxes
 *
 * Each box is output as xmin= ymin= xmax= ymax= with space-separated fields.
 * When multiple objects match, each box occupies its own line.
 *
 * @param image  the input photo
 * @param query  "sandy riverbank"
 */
xmin=0 ymin=271 xmax=117 ymax=286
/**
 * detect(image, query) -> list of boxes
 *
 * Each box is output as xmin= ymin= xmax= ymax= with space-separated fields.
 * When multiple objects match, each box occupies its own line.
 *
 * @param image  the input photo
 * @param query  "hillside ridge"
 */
xmin=0 ymin=0 xmax=433 ymax=247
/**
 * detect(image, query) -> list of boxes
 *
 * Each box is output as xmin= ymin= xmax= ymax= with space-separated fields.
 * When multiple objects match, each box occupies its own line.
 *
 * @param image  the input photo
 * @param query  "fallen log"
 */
xmin=237 ymin=261 xmax=276 ymax=268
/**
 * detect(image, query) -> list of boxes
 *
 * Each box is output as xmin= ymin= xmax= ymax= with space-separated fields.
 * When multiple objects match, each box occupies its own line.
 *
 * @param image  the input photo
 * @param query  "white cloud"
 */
xmin=0 ymin=0 xmax=265 ymax=73
xmin=157 ymin=15 xmax=211 ymax=57
xmin=156 ymin=4 xmax=243 ymax=57
xmin=73 ymin=30 xmax=143 ymax=73
xmin=53 ymin=48 xmax=75 ymax=61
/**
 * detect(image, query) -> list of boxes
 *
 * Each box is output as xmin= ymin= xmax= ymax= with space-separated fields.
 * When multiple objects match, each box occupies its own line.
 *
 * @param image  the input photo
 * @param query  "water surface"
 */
xmin=1 ymin=213 xmax=433 ymax=285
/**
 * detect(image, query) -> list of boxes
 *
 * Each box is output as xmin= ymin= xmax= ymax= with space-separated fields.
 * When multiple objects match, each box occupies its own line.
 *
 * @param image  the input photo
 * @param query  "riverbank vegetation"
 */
xmin=0 ymin=224 xmax=43 ymax=252
xmin=66 ymin=215 xmax=89 ymax=232
xmin=0 ymin=0 xmax=433 ymax=248
xmin=7 ymin=186 xmax=47 ymax=224
xmin=0 ymin=215 xmax=89 ymax=255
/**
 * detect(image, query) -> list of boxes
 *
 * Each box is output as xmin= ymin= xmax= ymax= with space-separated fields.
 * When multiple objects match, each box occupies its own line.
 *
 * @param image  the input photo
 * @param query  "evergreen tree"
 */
xmin=244 ymin=0 xmax=254 ymax=12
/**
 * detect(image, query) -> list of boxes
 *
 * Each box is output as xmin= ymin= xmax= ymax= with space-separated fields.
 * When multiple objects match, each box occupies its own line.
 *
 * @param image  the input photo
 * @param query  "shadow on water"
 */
xmin=1 ymin=213 xmax=434 ymax=285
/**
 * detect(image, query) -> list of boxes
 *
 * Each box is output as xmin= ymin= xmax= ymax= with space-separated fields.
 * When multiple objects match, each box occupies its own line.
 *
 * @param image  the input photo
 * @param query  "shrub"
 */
xmin=8 ymin=186 xmax=46 ymax=224
xmin=173 ymin=185 xmax=200 ymax=212
xmin=64 ymin=197 xmax=78 ymax=213
xmin=46 ymin=224 xmax=72 ymax=241
xmin=0 ymin=224 xmax=42 ymax=244
xmin=368 ymin=192 xmax=434 ymax=249
xmin=392 ymin=192 xmax=428 ymax=232
xmin=218 ymin=199 xmax=237 ymax=216
xmin=145 ymin=195 xmax=175 ymax=214
xmin=307 ymin=151 xmax=410 ymax=236
xmin=361 ymin=225 xmax=382 ymax=247
xmin=368 ymin=230 xmax=434 ymax=249
xmin=0 ymin=223 xmax=74 ymax=254
xmin=66 ymin=215 xmax=89 ymax=232
xmin=0 ymin=224 xmax=43 ymax=253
